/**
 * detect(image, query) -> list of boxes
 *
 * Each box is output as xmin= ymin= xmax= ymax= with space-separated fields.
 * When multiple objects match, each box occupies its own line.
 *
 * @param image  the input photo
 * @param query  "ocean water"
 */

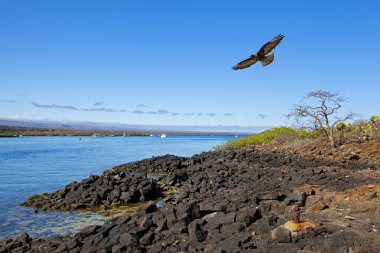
xmin=0 ymin=135 xmax=233 ymax=240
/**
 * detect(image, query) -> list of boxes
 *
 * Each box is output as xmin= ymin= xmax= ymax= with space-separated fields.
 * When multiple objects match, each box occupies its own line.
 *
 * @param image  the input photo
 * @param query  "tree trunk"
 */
xmin=339 ymin=129 xmax=344 ymax=144
xmin=328 ymin=128 xmax=336 ymax=148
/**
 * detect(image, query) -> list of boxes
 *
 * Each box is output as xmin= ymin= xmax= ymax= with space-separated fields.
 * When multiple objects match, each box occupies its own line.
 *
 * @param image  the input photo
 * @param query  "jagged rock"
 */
xmin=79 ymin=225 xmax=100 ymax=236
xmin=236 ymin=208 xmax=262 ymax=227
xmin=21 ymin=173 xmax=159 ymax=211
xmin=271 ymin=226 xmax=292 ymax=243
xmin=199 ymin=201 xmax=227 ymax=213
xmin=188 ymin=220 xmax=206 ymax=243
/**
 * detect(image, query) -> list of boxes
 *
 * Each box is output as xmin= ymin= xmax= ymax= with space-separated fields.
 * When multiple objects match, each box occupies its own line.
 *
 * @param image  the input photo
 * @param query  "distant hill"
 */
xmin=0 ymin=118 xmax=269 ymax=135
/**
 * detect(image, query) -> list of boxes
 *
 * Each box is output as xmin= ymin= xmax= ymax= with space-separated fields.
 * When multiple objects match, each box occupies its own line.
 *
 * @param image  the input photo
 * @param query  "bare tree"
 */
xmin=287 ymin=90 xmax=355 ymax=148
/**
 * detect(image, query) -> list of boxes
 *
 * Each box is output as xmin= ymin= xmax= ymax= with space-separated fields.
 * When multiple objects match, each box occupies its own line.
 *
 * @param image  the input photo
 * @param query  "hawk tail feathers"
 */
xmin=261 ymin=54 xmax=274 ymax=66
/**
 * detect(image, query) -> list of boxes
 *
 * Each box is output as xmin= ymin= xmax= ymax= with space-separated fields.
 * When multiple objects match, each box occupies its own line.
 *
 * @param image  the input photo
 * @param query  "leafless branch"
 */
xmin=287 ymin=90 xmax=355 ymax=148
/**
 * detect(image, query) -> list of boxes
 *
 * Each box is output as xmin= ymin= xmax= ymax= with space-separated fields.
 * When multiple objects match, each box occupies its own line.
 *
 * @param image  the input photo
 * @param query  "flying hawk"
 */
xmin=232 ymin=34 xmax=284 ymax=70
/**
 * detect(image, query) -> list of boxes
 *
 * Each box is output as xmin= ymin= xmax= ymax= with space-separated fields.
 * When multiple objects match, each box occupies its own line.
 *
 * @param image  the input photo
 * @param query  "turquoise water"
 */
xmin=0 ymin=135 xmax=233 ymax=240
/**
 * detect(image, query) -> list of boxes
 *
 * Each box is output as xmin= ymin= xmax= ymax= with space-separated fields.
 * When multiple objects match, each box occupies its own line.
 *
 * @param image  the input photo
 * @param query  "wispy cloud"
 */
xmin=1 ymin=114 xmax=48 ymax=121
xmin=133 ymin=109 xmax=144 ymax=114
xmin=157 ymin=109 xmax=170 ymax=115
xmin=258 ymin=114 xmax=266 ymax=119
xmin=2 ymin=99 xmax=18 ymax=103
xmin=32 ymin=102 xmax=117 ymax=113
xmin=30 ymin=102 xmax=233 ymax=118
xmin=82 ymin=108 xmax=116 ymax=112
xmin=94 ymin=101 xmax=104 ymax=106
xmin=144 ymin=110 xmax=224 ymax=117
xmin=147 ymin=109 xmax=172 ymax=115
xmin=137 ymin=104 xmax=145 ymax=108
xmin=32 ymin=102 xmax=77 ymax=110
xmin=224 ymin=113 xmax=233 ymax=116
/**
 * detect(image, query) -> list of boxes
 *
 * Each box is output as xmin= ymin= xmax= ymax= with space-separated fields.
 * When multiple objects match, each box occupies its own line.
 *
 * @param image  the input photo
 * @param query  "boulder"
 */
xmin=271 ymin=226 xmax=292 ymax=243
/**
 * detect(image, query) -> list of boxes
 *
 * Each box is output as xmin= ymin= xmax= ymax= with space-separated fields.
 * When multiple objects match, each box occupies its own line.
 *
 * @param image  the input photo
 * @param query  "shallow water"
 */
xmin=0 ymin=135 xmax=233 ymax=240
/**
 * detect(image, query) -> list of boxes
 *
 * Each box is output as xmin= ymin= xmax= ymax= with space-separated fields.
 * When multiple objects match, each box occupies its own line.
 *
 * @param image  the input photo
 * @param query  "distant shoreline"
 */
xmin=0 ymin=125 xmax=248 ymax=138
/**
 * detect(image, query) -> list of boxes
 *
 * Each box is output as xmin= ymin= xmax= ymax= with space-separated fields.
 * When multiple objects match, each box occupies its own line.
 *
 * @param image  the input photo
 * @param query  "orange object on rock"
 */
xmin=283 ymin=220 xmax=316 ymax=235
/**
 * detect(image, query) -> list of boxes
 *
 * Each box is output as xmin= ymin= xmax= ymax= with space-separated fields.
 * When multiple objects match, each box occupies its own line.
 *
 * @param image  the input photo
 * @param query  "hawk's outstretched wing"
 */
xmin=232 ymin=56 xmax=258 ymax=70
xmin=257 ymin=34 xmax=284 ymax=57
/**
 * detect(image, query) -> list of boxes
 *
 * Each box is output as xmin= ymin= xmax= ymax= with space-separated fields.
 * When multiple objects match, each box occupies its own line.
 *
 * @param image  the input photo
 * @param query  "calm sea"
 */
xmin=0 ymin=135 xmax=233 ymax=240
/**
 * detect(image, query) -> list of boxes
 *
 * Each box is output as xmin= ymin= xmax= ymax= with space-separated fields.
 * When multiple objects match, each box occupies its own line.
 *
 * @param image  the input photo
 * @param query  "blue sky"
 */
xmin=1 ymin=1 xmax=379 ymax=128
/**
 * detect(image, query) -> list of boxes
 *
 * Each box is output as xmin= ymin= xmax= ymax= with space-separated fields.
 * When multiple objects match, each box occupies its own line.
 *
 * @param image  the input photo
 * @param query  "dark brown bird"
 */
xmin=232 ymin=34 xmax=284 ymax=70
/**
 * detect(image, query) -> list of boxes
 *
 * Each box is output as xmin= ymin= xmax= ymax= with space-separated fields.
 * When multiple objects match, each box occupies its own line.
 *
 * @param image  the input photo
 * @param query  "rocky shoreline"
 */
xmin=2 ymin=139 xmax=380 ymax=252
xmin=22 ymin=173 xmax=161 ymax=211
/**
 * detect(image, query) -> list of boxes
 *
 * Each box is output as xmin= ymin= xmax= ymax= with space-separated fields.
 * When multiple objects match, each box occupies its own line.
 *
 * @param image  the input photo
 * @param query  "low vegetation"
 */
xmin=217 ymin=126 xmax=318 ymax=150
xmin=218 ymin=115 xmax=380 ymax=150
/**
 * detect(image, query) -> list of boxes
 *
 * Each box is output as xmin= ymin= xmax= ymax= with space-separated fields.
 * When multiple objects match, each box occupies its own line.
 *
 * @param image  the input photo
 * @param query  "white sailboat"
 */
xmin=160 ymin=133 xmax=167 ymax=138
xmin=122 ymin=132 xmax=126 ymax=137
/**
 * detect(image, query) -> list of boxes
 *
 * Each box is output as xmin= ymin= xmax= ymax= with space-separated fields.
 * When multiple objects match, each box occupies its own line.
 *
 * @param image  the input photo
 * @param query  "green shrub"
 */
xmin=336 ymin=121 xmax=347 ymax=131
xmin=370 ymin=115 xmax=380 ymax=124
xmin=219 ymin=126 xmax=318 ymax=150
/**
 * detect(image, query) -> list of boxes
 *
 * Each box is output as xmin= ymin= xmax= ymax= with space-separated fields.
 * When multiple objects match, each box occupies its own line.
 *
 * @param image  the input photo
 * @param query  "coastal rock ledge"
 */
xmin=2 ymin=138 xmax=380 ymax=252
xmin=21 ymin=173 xmax=160 ymax=211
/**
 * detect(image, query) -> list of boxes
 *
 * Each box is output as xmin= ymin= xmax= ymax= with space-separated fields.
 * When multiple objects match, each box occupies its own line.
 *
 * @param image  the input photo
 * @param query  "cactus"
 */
xmin=370 ymin=115 xmax=380 ymax=136
xmin=370 ymin=115 xmax=380 ymax=124
xmin=336 ymin=121 xmax=347 ymax=143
